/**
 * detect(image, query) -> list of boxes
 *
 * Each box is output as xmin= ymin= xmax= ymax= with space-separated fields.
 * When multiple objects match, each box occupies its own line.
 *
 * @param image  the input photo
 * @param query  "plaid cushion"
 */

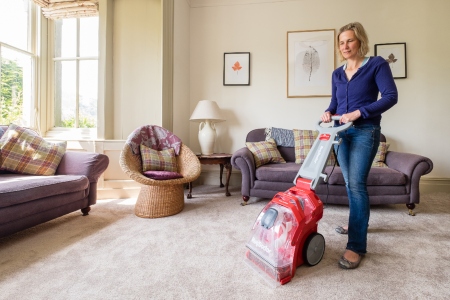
xmin=140 ymin=144 xmax=178 ymax=172
xmin=293 ymin=129 xmax=336 ymax=166
xmin=372 ymin=142 xmax=390 ymax=167
xmin=0 ymin=126 xmax=5 ymax=138
xmin=245 ymin=138 xmax=286 ymax=168
xmin=0 ymin=124 xmax=67 ymax=176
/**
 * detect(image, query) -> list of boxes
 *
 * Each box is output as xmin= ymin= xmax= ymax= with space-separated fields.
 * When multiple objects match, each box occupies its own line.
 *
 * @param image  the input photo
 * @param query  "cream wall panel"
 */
xmin=103 ymin=150 xmax=129 ymax=181
xmin=173 ymin=0 xmax=191 ymax=144
xmin=113 ymin=0 xmax=162 ymax=140
xmin=186 ymin=0 xmax=450 ymax=178
xmin=97 ymin=0 xmax=114 ymax=139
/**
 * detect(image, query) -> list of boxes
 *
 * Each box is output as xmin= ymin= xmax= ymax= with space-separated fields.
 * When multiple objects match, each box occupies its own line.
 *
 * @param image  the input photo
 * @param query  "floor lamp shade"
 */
xmin=190 ymin=100 xmax=225 ymax=155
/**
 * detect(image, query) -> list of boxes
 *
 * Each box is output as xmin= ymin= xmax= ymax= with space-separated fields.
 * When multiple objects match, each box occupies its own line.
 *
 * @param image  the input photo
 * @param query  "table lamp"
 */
xmin=190 ymin=100 xmax=225 ymax=155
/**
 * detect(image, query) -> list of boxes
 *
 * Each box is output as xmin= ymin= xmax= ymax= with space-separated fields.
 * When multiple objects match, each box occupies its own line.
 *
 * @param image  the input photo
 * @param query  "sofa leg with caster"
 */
xmin=241 ymin=196 xmax=250 ymax=206
xmin=81 ymin=206 xmax=91 ymax=216
xmin=406 ymin=203 xmax=416 ymax=216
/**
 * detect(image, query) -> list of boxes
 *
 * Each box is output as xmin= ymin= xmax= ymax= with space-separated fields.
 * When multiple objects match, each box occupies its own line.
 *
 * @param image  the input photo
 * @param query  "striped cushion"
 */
xmin=0 ymin=124 xmax=67 ymax=176
xmin=293 ymin=129 xmax=336 ymax=166
xmin=140 ymin=144 xmax=178 ymax=172
xmin=246 ymin=138 xmax=286 ymax=168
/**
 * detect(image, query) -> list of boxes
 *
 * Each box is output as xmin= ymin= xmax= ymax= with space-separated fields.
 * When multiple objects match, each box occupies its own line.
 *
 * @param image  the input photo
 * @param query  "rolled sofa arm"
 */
xmin=385 ymin=151 xmax=433 ymax=204
xmin=231 ymin=147 xmax=256 ymax=198
xmin=55 ymin=151 xmax=110 ymax=183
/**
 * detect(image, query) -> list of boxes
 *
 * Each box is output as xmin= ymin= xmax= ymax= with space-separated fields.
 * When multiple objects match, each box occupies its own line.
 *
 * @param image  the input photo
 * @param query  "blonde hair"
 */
xmin=337 ymin=22 xmax=369 ymax=61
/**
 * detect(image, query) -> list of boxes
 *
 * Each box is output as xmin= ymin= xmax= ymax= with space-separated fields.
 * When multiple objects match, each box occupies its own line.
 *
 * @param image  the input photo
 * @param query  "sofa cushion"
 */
xmin=140 ymin=145 xmax=178 ymax=172
xmin=372 ymin=142 xmax=389 ymax=167
xmin=255 ymin=162 xmax=299 ymax=182
xmin=324 ymin=166 xmax=406 ymax=186
xmin=246 ymin=138 xmax=286 ymax=168
xmin=293 ymin=129 xmax=336 ymax=166
xmin=315 ymin=184 xmax=407 ymax=198
xmin=0 ymin=124 xmax=67 ymax=176
xmin=0 ymin=174 xmax=89 ymax=208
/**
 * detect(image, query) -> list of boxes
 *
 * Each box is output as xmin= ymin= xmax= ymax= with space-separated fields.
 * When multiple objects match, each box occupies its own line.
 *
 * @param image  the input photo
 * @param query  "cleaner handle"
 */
xmin=316 ymin=115 xmax=352 ymax=131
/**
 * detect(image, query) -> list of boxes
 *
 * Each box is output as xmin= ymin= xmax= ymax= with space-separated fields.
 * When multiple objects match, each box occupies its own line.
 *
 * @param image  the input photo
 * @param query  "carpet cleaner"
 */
xmin=244 ymin=116 xmax=352 ymax=286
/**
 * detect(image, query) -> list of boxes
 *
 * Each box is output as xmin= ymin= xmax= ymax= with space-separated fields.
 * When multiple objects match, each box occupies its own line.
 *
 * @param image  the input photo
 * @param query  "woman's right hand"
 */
xmin=321 ymin=111 xmax=332 ymax=123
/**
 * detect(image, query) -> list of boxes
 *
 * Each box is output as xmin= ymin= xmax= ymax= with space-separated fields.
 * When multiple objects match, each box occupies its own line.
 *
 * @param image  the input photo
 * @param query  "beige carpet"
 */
xmin=1 ymin=185 xmax=449 ymax=299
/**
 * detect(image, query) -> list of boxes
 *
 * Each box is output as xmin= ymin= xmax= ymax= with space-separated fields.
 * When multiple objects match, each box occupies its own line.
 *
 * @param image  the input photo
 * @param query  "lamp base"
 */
xmin=198 ymin=120 xmax=216 ymax=155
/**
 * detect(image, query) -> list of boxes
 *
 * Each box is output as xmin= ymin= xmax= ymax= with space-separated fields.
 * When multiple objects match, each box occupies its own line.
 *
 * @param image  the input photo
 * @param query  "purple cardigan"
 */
xmin=326 ymin=56 xmax=398 ymax=126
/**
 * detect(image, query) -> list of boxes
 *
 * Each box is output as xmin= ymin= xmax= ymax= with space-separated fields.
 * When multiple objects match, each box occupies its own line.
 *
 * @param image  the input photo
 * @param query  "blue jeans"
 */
xmin=334 ymin=124 xmax=381 ymax=254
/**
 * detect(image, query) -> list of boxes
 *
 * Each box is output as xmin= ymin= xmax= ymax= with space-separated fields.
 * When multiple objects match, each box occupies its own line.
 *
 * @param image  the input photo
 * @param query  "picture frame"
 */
xmin=374 ymin=43 xmax=407 ymax=79
xmin=223 ymin=52 xmax=250 ymax=86
xmin=287 ymin=29 xmax=335 ymax=98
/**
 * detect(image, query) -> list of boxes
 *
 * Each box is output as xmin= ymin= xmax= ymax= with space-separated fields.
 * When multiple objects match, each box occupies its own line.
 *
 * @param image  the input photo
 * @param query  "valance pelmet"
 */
xmin=33 ymin=0 xmax=99 ymax=19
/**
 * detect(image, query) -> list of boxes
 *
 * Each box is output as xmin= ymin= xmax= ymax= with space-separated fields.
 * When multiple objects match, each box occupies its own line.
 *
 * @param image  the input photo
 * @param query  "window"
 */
xmin=0 ymin=0 xmax=36 ymax=127
xmin=53 ymin=17 xmax=98 ymax=129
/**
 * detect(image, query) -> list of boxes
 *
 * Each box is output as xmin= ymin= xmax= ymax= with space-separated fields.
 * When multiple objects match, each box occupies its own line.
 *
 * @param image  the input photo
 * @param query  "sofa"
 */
xmin=0 ymin=125 xmax=109 ymax=238
xmin=231 ymin=128 xmax=433 ymax=215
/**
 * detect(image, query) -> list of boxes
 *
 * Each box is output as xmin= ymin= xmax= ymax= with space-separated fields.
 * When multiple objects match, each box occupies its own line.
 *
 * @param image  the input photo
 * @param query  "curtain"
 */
xmin=33 ymin=0 xmax=99 ymax=19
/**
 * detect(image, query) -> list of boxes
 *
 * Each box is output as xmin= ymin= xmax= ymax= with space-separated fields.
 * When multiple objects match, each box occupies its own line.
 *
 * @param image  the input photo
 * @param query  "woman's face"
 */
xmin=339 ymin=30 xmax=361 ymax=60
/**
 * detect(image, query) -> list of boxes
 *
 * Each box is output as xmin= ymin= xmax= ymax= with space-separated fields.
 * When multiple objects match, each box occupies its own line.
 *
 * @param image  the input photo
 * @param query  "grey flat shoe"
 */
xmin=338 ymin=254 xmax=363 ymax=269
xmin=335 ymin=226 xmax=348 ymax=234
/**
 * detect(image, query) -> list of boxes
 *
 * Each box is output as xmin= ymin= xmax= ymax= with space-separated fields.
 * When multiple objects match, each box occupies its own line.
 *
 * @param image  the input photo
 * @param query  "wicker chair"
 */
xmin=119 ymin=126 xmax=201 ymax=218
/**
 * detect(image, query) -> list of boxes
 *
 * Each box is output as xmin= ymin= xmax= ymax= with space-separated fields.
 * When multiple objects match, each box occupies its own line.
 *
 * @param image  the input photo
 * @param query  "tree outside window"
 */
xmin=0 ymin=0 xmax=34 ymax=127
xmin=1 ymin=58 xmax=23 ymax=124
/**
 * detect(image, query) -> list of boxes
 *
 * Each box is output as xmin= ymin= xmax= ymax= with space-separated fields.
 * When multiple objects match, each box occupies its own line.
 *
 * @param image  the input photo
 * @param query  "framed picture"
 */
xmin=287 ymin=29 xmax=335 ymax=97
xmin=223 ymin=52 xmax=250 ymax=86
xmin=374 ymin=43 xmax=407 ymax=79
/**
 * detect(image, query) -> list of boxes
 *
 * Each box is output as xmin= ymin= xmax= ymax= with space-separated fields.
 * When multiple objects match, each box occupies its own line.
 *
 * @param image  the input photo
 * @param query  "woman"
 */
xmin=321 ymin=22 xmax=398 ymax=269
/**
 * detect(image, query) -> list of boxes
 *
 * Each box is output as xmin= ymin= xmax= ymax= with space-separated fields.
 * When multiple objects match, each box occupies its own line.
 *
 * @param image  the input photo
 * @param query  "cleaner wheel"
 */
xmin=303 ymin=233 xmax=325 ymax=266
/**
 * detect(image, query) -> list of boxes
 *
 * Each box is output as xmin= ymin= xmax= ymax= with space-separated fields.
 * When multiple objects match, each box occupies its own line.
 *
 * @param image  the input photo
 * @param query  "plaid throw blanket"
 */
xmin=126 ymin=125 xmax=182 ymax=156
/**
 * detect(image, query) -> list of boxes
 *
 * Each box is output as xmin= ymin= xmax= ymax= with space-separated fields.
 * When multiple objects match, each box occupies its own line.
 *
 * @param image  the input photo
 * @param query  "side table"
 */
xmin=187 ymin=153 xmax=232 ymax=198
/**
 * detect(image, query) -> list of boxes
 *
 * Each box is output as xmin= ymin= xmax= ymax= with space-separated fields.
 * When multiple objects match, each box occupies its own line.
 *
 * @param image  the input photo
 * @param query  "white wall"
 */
xmin=93 ymin=0 xmax=164 ymax=198
xmin=183 ymin=0 xmax=450 ymax=179
xmin=92 ymin=0 xmax=449 ymax=198
xmin=113 ymin=0 xmax=162 ymax=140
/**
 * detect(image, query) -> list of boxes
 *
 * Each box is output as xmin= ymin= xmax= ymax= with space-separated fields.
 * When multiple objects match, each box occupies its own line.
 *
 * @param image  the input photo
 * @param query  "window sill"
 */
xmin=44 ymin=127 xmax=97 ymax=141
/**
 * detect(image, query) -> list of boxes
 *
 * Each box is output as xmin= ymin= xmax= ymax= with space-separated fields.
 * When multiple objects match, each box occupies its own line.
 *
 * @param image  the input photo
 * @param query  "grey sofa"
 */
xmin=0 ymin=150 xmax=109 ymax=238
xmin=231 ymin=128 xmax=433 ymax=214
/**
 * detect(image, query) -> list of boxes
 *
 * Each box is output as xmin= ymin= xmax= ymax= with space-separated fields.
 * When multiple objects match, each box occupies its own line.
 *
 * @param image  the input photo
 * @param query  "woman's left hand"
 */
xmin=340 ymin=110 xmax=361 ymax=124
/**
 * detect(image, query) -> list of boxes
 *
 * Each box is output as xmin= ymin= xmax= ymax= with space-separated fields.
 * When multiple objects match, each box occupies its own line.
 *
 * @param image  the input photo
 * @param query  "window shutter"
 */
xmin=33 ymin=0 xmax=99 ymax=19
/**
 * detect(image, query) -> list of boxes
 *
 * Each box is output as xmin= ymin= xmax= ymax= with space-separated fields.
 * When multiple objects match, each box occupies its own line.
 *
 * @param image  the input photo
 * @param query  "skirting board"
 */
xmin=97 ymin=173 xmax=450 ymax=199
xmin=420 ymin=177 xmax=450 ymax=193
xmin=195 ymin=170 xmax=242 ymax=187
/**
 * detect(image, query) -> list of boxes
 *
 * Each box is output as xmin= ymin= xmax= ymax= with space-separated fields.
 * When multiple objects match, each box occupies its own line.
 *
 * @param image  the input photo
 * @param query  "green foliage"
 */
xmin=60 ymin=116 xmax=96 ymax=128
xmin=0 ymin=58 xmax=23 ymax=124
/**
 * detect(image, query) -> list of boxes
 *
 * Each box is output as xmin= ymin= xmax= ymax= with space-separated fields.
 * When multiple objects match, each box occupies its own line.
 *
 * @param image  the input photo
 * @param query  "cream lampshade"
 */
xmin=189 ymin=100 xmax=225 ymax=155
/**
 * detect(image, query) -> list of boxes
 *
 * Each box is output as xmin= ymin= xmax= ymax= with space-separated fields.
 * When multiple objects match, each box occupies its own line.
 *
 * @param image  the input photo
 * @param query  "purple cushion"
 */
xmin=142 ymin=170 xmax=183 ymax=180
